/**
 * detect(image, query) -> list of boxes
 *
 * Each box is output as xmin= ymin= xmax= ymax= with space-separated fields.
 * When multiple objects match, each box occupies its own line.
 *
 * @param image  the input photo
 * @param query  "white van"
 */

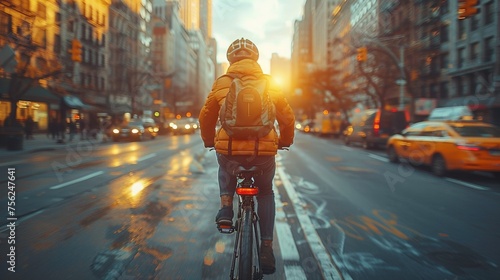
xmin=428 ymin=106 xmax=474 ymax=121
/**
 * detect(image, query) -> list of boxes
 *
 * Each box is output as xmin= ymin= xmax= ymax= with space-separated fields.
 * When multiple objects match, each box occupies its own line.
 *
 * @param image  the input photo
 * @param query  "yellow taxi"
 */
xmin=386 ymin=120 xmax=500 ymax=177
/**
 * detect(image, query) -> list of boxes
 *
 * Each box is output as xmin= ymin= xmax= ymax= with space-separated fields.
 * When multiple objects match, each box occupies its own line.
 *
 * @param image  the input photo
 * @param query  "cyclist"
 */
xmin=199 ymin=38 xmax=295 ymax=274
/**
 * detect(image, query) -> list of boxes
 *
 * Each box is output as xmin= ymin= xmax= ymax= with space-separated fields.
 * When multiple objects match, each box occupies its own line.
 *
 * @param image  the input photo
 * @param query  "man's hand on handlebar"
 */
xmin=278 ymin=144 xmax=290 ymax=151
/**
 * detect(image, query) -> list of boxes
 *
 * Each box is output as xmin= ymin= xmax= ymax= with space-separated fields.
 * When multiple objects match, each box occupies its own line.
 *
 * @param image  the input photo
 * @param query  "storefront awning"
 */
xmin=0 ymin=78 xmax=60 ymax=104
xmin=63 ymin=95 xmax=86 ymax=108
xmin=63 ymin=95 xmax=112 ymax=113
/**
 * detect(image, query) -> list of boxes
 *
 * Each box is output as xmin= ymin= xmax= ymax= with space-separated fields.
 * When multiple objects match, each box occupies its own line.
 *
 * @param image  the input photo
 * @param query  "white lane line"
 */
xmin=50 ymin=171 xmax=104 ymax=190
xmin=368 ymin=153 xmax=389 ymax=162
xmin=275 ymin=190 xmax=300 ymax=261
xmin=445 ymin=178 xmax=489 ymax=191
xmin=0 ymin=210 xmax=45 ymax=233
xmin=137 ymin=153 xmax=157 ymax=162
xmin=0 ymin=160 xmax=26 ymax=167
xmin=277 ymin=166 xmax=343 ymax=280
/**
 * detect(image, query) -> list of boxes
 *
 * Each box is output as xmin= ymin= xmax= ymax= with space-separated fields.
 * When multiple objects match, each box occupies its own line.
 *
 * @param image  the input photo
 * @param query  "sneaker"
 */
xmin=215 ymin=206 xmax=233 ymax=225
xmin=260 ymin=243 xmax=276 ymax=274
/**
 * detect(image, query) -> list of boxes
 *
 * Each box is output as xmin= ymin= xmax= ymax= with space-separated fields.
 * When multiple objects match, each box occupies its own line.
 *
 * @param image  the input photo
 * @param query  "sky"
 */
xmin=212 ymin=0 xmax=306 ymax=74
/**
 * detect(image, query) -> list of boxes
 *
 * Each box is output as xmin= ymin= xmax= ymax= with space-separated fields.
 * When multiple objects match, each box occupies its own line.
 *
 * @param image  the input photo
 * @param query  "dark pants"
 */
xmin=216 ymin=153 xmax=276 ymax=241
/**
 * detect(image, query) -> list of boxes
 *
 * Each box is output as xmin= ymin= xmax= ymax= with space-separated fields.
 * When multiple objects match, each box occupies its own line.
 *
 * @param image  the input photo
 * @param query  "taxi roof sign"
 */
xmin=428 ymin=106 xmax=474 ymax=121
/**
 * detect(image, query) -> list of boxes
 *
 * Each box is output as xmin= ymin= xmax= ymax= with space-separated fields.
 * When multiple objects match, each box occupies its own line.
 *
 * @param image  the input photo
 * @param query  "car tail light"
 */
xmin=456 ymin=143 xmax=482 ymax=151
xmin=373 ymin=110 xmax=381 ymax=137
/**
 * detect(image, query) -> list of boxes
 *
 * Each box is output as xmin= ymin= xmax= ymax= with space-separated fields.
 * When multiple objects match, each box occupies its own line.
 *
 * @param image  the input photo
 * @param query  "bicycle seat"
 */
xmin=232 ymin=165 xmax=263 ymax=176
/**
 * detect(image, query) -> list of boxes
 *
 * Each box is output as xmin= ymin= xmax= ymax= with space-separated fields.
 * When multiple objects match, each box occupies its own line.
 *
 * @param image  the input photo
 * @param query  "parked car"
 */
xmin=170 ymin=118 xmax=197 ymax=135
xmin=344 ymin=109 xmax=410 ymax=149
xmin=299 ymin=119 xmax=316 ymax=133
xmin=111 ymin=119 xmax=158 ymax=142
xmin=386 ymin=120 xmax=500 ymax=177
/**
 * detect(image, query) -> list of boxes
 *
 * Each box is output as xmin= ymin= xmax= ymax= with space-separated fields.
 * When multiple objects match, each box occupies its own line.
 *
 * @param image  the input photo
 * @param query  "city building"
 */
xmin=152 ymin=0 xmax=213 ymax=118
xmin=1 ymin=0 xmax=67 ymax=131
xmin=293 ymin=0 xmax=500 ymax=125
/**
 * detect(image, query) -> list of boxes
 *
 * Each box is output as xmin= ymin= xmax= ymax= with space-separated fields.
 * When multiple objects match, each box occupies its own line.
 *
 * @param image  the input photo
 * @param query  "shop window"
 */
xmin=37 ymin=3 xmax=47 ymax=20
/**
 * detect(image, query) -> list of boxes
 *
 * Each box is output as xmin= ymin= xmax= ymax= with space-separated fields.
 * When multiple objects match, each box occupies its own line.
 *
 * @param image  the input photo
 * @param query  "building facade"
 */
xmin=294 ymin=0 xmax=500 ymax=125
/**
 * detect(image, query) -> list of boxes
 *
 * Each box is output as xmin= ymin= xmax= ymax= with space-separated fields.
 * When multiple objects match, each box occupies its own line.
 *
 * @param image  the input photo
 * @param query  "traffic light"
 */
xmin=357 ymin=47 xmax=367 ymax=62
xmin=458 ymin=0 xmax=480 ymax=20
xmin=70 ymin=39 xmax=82 ymax=62
xmin=410 ymin=70 xmax=419 ymax=81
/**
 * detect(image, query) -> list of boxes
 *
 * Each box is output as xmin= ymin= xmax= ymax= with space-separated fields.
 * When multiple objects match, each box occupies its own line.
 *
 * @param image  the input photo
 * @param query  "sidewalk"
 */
xmin=0 ymin=132 xmax=110 ymax=159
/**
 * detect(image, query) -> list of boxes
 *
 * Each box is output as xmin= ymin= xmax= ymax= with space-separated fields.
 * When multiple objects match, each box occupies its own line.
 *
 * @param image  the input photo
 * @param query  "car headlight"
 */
xmin=131 ymin=128 xmax=139 ymax=134
xmin=153 ymin=127 xmax=159 ymax=132
xmin=172 ymin=124 xmax=178 ymax=129
xmin=113 ymin=129 xmax=119 ymax=134
xmin=193 ymin=124 xmax=198 ymax=129
xmin=185 ymin=124 xmax=191 ymax=129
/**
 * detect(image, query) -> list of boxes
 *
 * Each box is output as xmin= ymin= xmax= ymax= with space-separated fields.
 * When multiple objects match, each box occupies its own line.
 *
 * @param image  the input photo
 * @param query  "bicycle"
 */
xmin=218 ymin=164 xmax=264 ymax=280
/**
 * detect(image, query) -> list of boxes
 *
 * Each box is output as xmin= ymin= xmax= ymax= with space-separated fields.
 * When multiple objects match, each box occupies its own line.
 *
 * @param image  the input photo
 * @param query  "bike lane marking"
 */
xmin=274 ymin=178 xmax=307 ymax=279
xmin=275 ymin=193 xmax=301 ymax=261
xmin=276 ymin=165 xmax=344 ymax=280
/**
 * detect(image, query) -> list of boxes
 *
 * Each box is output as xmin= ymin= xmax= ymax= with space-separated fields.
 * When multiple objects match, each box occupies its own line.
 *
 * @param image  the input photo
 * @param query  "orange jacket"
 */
xmin=199 ymin=59 xmax=295 ymax=156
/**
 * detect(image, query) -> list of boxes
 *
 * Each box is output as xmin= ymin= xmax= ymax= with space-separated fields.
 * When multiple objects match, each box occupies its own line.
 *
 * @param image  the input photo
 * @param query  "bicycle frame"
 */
xmin=220 ymin=168 xmax=263 ymax=280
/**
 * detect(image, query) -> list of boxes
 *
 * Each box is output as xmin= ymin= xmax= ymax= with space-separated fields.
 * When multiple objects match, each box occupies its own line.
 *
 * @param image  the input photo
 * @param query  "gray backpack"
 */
xmin=219 ymin=74 xmax=276 ymax=139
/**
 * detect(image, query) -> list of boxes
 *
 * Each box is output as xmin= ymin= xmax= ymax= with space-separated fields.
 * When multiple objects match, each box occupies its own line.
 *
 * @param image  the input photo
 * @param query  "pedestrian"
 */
xmin=48 ymin=117 xmax=58 ymax=139
xmin=79 ymin=118 xmax=87 ymax=140
xmin=198 ymin=38 xmax=295 ymax=275
xmin=68 ymin=119 xmax=77 ymax=141
xmin=25 ymin=115 xmax=35 ymax=139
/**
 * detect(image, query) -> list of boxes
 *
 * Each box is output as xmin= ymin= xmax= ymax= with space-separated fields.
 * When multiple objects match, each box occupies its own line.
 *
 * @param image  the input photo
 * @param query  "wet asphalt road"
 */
xmin=0 ymin=131 xmax=499 ymax=279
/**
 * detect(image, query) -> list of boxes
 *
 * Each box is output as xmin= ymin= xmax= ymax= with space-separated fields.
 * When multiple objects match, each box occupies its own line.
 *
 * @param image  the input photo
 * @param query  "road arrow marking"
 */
xmin=277 ymin=166 xmax=344 ymax=280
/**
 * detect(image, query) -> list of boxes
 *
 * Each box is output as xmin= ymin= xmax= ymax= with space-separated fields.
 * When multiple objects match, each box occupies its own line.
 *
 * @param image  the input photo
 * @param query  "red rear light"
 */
xmin=456 ymin=144 xmax=481 ymax=151
xmin=236 ymin=187 xmax=259 ymax=196
xmin=373 ymin=110 xmax=381 ymax=136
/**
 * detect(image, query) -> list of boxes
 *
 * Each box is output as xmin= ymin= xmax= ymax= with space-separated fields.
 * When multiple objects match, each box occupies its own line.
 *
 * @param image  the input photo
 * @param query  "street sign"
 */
xmin=396 ymin=79 xmax=407 ymax=86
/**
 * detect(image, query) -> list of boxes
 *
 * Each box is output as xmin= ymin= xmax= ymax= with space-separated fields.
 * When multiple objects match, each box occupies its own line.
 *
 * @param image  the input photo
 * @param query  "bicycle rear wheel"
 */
xmin=238 ymin=206 xmax=253 ymax=280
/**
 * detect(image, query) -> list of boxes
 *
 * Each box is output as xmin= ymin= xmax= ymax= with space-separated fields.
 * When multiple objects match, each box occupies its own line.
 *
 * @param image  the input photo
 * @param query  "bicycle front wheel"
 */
xmin=238 ymin=206 xmax=253 ymax=280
